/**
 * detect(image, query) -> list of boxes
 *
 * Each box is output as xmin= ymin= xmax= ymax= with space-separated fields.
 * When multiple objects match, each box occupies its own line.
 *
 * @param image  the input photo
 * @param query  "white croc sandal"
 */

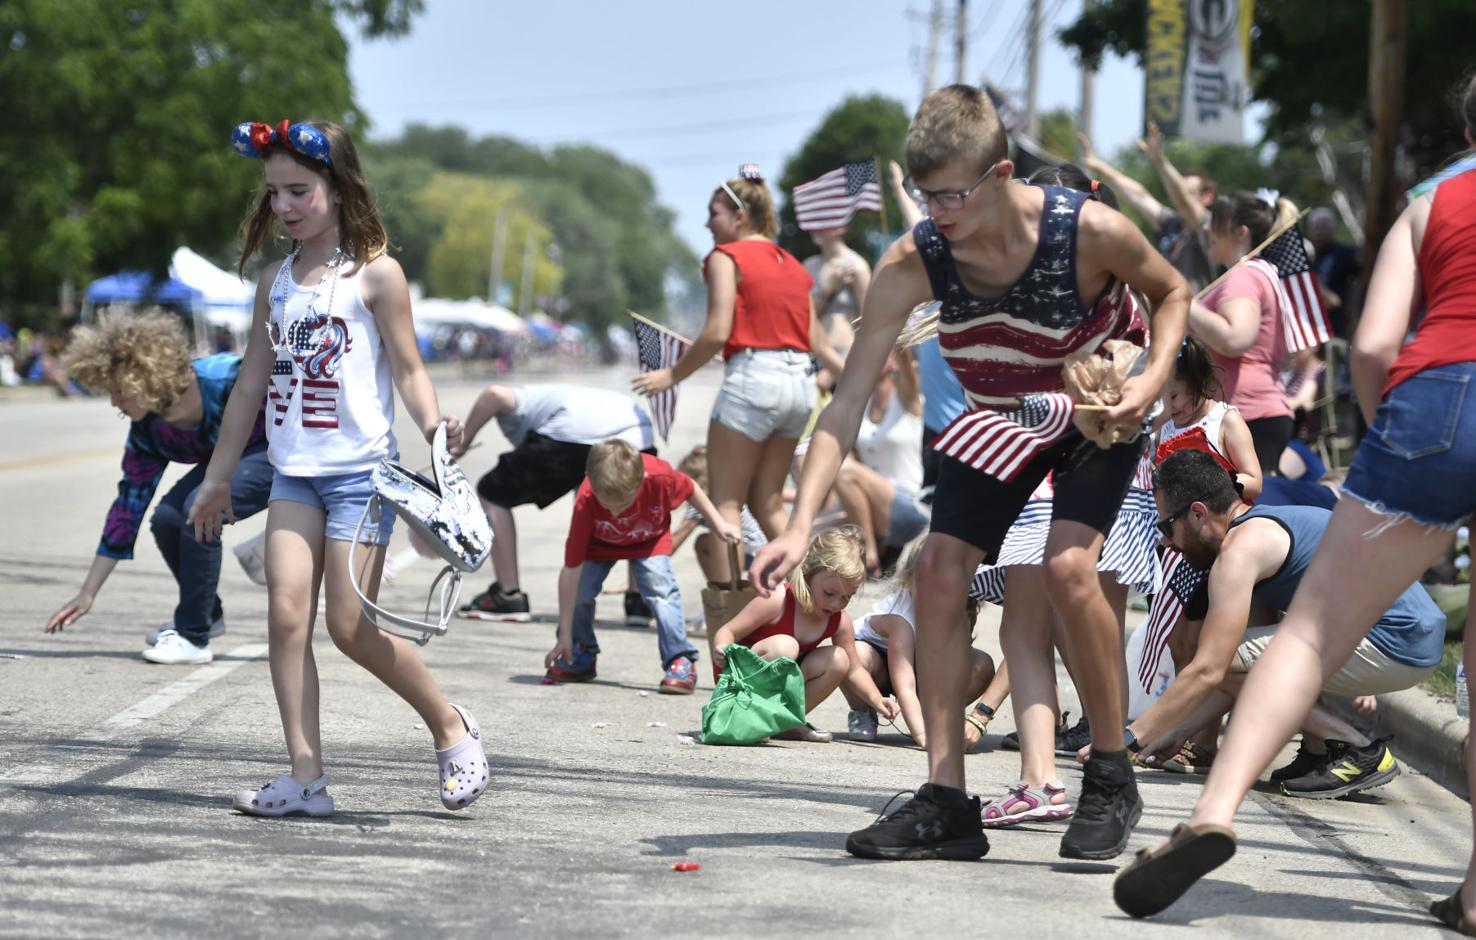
xmin=437 ymin=704 xmax=489 ymax=811
xmin=233 ymin=773 xmax=334 ymax=817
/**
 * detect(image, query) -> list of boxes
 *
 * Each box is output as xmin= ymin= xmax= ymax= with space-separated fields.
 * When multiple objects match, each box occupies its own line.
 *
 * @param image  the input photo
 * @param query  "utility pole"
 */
xmin=487 ymin=210 xmax=507 ymax=305
xmin=954 ymin=0 xmax=967 ymax=85
xmin=517 ymin=231 xmax=536 ymax=319
xmin=1024 ymin=0 xmax=1042 ymax=139
xmin=1077 ymin=0 xmax=1095 ymax=157
xmin=1363 ymin=0 xmax=1406 ymax=280
xmin=923 ymin=0 xmax=943 ymax=97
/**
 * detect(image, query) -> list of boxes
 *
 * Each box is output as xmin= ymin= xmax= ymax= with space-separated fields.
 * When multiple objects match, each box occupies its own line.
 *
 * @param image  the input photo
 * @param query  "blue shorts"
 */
xmin=270 ymin=468 xmax=395 ymax=545
xmin=884 ymin=486 xmax=931 ymax=548
xmin=1342 ymin=362 xmax=1476 ymax=528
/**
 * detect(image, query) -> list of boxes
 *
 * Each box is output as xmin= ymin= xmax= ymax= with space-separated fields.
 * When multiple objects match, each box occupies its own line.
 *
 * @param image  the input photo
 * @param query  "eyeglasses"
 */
xmin=1155 ymin=503 xmax=1193 ymax=540
xmin=908 ymin=161 xmax=1000 ymax=211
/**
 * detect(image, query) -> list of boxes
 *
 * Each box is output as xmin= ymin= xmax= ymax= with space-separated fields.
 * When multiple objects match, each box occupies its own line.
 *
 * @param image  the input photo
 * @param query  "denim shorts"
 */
xmin=270 ymin=468 xmax=396 ymax=545
xmin=711 ymin=349 xmax=817 ymax=442
xmin=1342 ymin=362 xmax=1476 ymax=528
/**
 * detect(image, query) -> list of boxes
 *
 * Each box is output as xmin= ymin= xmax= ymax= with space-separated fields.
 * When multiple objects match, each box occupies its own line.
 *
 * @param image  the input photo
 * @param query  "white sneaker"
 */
xmin=142 ymin=629 xmax=213 ymax=665
xmin=233 ymin=533 xmax=268 ymax=587
xmin=146 ymin=614 xmax=225 ymax=646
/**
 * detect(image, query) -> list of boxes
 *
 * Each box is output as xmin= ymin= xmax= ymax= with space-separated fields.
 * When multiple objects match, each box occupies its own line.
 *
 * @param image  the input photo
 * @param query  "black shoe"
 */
xmin=1059 ymin=752 xmax=1142 ymax=860
xmin=1269 ymin=738 xmax=1326 ymax=784
xmin=1280 ymin=737 xmax=1400 ymax=799
xmin=846 ymin=783 xmax=990 ymax=861
xmin=999 ymin=731 xmax=1020 ymax=751
xmin=624 ymin=590 xmax=655 ymax=627
xmin=459 ymin=582 xmax=532 ymax=622
xmin=1055 ymin=714 xmax=1092 ymax=757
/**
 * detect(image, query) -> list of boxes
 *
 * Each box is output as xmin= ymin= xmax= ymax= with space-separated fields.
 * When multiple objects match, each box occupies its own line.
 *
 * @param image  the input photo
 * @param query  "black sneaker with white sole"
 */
xmin=846 ymin=783 xmax=989 ymax=861
xmin=459 ymin=582 xmax=532 ymax=622
xmin=1269 ymin=738 xmax=1326 ymax=784
xmin=1280 ymin=737 xmax=1400 ymax=799
xmin=1055 ymin=714 xmax=1092 ymax=756
xmin=624 ymin=590 xmax=655 ymax=627
xmin=1059 ymin=751 xmax=1142 ymax=860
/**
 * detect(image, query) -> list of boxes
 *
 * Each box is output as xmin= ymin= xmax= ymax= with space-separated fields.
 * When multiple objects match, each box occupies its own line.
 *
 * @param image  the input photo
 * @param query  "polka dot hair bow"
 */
xmin=231 ymin=120 xmax=333 ymax=168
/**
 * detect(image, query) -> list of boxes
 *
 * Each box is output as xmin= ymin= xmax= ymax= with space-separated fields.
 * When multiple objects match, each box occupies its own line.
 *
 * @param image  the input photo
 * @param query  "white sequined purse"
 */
xmin=350 ymin=423 xmax=493 ymax=645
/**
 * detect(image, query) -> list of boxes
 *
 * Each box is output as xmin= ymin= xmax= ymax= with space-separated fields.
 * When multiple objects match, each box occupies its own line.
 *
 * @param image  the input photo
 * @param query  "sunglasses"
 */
xmin=1155 ymin=503 xmax=1193 ymax=540
xmin=908 ymin=161 xmax=1001 ymax=211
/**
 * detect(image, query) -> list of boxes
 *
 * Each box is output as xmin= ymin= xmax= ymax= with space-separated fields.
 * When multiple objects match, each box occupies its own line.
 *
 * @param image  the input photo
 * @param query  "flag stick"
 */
xmin=627 ymin=310 xmax=693 ymax=346
xmin=873 ymin=154 xmax=891 ymax=244
xmin=1193 ymin=207 xmax=1311 ymax=300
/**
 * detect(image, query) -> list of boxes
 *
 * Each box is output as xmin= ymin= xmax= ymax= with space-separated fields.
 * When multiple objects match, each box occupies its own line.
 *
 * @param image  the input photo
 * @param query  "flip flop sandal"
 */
xmin=437 ymin=703 xmax=489 ymax=811
xmin=1432 ymin=891 xmax=1476 ymax=936
xmin=980 ymin=781 xmax=1074 ymax=829
xmin=1113 ymin=822 xmax=1237 ymax=919
xmin=233 ymin=772 xmax=333 ymax=817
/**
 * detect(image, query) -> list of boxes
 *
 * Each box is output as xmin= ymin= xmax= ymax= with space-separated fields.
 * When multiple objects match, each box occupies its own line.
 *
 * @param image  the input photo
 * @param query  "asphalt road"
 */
xmin=0 ymin=363 xmax=1467 ymax=938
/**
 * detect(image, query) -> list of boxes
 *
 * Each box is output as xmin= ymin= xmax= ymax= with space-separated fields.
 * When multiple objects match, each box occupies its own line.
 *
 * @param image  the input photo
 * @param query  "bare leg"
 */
xmin=797 ymin=645 xmax=851 ymax=713
xmin=841 ymin=642 xmax=887 ymax=709
xmin=1188 ymin=499 xmax=1452 ymax=830
xmin=707 ymin=420 xmax=766 ymax=536
xmin=264 ymin=501 xmax=326 ymax=786
xmin=746 ymin=433 xmax=803 ymax=541
xmin=998 ymin=566 xmax=1061 ymax=788
xmin=322 ymin=538 xmax=465 ymax=749
xmin=914 ymin=532 xmax=987 ymax=790
xmin=1043 ymin=521 xmax=1126 ymax=752
xmin=482 ymin=499 xmax=519 ymax=591
xmin=835 ymin=459 xmax=896 ymax=572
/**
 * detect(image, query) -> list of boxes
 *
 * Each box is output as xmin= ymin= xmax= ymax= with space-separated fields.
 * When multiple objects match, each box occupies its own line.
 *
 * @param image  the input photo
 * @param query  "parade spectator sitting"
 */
xmin=1307 ymin=207 xmax=1361 ymax=337
xmin=454 ymin=383 xmax=655 ymax=623
xmin=544 ymin=440 xmax=740 ymax=693
xmin=803 ymin=225 xmax=871 ymax=357
xmin=44 ymin=311 xmax=272 ymax=665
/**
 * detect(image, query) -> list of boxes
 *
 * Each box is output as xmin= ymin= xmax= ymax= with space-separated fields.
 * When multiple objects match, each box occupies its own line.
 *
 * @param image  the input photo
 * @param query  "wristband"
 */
xmin=964 ymin=714 xmax=988 ymax=735
xmin=1124 ymin=728 xmax=1142 ymax=754
xmin=973 ymin=702 xmax=996 ymax=720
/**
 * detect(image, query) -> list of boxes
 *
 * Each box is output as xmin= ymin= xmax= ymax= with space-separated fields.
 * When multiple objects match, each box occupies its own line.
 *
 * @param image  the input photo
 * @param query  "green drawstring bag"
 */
xmin=700 ymin=644 xmax=806 ymax=745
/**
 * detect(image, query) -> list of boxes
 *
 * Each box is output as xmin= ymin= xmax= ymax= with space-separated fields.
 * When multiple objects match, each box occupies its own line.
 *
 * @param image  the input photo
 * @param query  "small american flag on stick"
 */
xmin=792 ymin=160 xmax=883 ymax=232
xmin=1136 ymin=550 xmax=1209 ymax=692
xmin=929 ymin=392 xmax=1076 ymax=482
xmin=631 ymin=313 xmax=690 ymax=441
xmin=1261 ymin=223 xmax=1331 ymax=352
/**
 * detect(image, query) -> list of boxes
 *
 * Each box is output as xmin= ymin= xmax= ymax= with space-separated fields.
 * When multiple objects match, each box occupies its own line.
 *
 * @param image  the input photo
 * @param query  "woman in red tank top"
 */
xmin=709 ymin=527 xmax=895 ymax=738
xmin=1122 ymin=73 xmax=1476 ymax=927
xmin=632 ymin=167 xmax=845 ymax=584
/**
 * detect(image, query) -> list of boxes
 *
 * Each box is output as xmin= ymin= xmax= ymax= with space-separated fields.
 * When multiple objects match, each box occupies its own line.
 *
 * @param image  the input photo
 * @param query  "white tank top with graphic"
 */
xmin=1159 ymin=400 xmax=1234 ymax=457
xmin=265 ymin=257 xmax=396 ymax=476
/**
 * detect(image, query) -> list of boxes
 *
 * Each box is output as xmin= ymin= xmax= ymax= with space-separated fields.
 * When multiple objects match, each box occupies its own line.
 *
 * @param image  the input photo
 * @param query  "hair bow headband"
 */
xmin=231 ymin=120 xmax=333 ymax=168
xmin=1255 ymin=187 xmax=1280 ymax=209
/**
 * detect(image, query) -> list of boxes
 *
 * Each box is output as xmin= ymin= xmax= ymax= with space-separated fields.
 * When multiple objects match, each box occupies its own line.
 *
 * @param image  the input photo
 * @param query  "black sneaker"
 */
xmin=845 ymin=783 xmax=990 ymax=861
xmin=624 ymin=590 xmax=655 ymax=627
xmin=1059 ymin=752 xmax=1142 ymax=860
xmin=1280 ymin=737 xmax=1400 ymax=799
xmin=1055 ymin=714 xmax=1092 ymax=756
xmin=999 ymin=731 xmax=1021 ymax=751
xmin=459 ymin=582 xmax=532 ymax=622
xmin=1269 ymin=738 xmax=1326 ymax=784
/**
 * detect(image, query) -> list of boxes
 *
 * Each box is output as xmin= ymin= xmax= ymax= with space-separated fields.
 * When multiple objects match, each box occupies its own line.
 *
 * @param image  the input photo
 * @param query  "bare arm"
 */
xmin=1140 ymin=121 xmax=1210 ymax=231
xmin=880 ymin=617 xmax=926 ymax=741
xmin=887 ymin=160 xmax=925 ymax=230
xmin=833 ymin=617 xmax=896 ymax=717
xmin=669 ymin=514 xmax=699 ymax=553
xmin=808 ymin=300 xmax=847 ymax=377
xmin=1188 ymin=295 xmax=1261 ymax=358
xmin=1077 ymin=131 xmax=1171 ymax=229
xmin=686 ymin=481 xmax=741 ymax=545
xmin=365 ymin=256 xmax=459 ymax=448
xmin=44 ymin=555 xmax=119 ymax=632
xmin=546 ymin=564 xmax=583 ymax=667
xmin=1218 ymin=409 xmax=1263 ymax=500
xmin=675 ymin=253 xmax=736 ymax=382
xmin=893 ymin=347 xmax=922 ymax=416
xmin=709 ymin=591 xmax=787 ymax=671
xmin=455 ymin=384 xmax=516 ymax=457
xmin=1351 ymin=199 xmax=1428 ymax=424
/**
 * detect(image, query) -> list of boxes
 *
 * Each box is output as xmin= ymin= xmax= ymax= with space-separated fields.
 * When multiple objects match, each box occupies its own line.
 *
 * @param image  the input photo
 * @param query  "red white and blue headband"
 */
xmin=231 ymin=120 xmax=333 ymax=168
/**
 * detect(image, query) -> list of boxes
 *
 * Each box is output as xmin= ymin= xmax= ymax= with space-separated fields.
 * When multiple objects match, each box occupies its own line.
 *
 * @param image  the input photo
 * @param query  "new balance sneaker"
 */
xmin=624 ymin=591 xmax=655 ymax=627
xmin=545 ymin=645 xmax=597 ymax=683
xmin=1059 ymin=751 xmax=1142 ymax=860
xmin=146 ymin=614 xmax=225 ymax=647
xmin=849 ymin=707 xmax=879 ymax=742
xmin=459 ymin=582 xmax=532 ymax=622
xmin=1280 ymin=737 xmax=1401 ymax=799
xmin=1269 ymin=738 xmax=1327 ymax=784
xmin=845 ymin=783 xmax=990 ymax=861
xmin=1055 ymin=714 xmax=1092 ymax=756
xmin=659 ymin=656 xmax=697 ymax=694
xmin=142 ymin=629 xmax=213 ymax=665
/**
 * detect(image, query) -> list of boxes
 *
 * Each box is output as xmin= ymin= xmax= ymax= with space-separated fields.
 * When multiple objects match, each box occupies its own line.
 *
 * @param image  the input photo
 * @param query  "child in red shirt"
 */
xmin=546 ymin=439 xmax=740 ymax=692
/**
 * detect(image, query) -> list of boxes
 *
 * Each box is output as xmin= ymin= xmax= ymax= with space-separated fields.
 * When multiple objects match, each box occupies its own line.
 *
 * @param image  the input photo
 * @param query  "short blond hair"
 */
xmin=64 ymin=309 xmax=194 ymax=411
xmin=713 ymin=176 xmax=778 ymax=239
xmin=677 ymin=445 xmax=709 ymax=491
xmin=587 ymin=439 xmax=645 ymax=504
xmin=787 ymin=525 xmax=866 ymax=613
xmin=904 ymin=84 xmax=1008 ymax=182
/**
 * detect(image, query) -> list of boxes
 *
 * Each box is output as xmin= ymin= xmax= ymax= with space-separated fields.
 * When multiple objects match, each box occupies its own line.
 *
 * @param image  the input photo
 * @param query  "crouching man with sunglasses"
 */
xmin=1126 ymin=449 xmax=1443 ymax=803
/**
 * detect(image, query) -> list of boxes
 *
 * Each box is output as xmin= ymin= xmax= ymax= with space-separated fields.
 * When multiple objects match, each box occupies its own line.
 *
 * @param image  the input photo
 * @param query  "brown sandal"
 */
xmin=1113 ymin=822 xmax=1237 ymax=919
xmin=1432 ymin=891 xmax=1476 ymax=936
xmin=1162 ymin=741 xmax=1217 ymax=775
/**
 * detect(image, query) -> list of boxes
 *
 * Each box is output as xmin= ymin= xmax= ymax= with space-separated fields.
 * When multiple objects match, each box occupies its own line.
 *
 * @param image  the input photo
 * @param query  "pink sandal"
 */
xmin=980 ymin=780 xmax=1074 ymax=829
xmin=437 ymin=703 xmax=489 ymax=811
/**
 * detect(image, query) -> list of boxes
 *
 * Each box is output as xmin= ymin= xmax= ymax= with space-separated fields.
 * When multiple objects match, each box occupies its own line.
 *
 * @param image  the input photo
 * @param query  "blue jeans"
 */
xmin=569 ymin=555 xmax=697 ymax=668
xmin=1343 ymin=362 xmax=1476 ymax=528
xmin=149 ymin=442 xmax=273 ymax=645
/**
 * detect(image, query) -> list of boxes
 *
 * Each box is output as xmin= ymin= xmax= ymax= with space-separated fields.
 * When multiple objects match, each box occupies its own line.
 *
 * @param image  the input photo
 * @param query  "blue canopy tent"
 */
xmin=85 ymin=271 xmax=203 ymax=309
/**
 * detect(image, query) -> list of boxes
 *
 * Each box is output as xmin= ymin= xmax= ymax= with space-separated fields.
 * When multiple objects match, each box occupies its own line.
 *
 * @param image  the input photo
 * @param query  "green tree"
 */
xmin=0 ymin=0 xmax=423 ymax=320
xmin=416 ymin=173 xmax=561 ymax=302
xmin=1058 ymin=0 xmax=1476 ymax=178
xmin=777 ymin=95 xmax=913 ymax=261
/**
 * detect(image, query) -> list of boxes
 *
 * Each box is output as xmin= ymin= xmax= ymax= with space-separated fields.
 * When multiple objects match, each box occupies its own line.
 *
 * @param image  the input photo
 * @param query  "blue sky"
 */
xmin=348 ymin=1 xmax=1259 ymax=256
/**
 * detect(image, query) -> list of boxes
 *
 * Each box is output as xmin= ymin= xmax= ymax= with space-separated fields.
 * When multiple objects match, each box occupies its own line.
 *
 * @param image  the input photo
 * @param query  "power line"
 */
xmin=572 ymin=109 xmax=822 ymax=143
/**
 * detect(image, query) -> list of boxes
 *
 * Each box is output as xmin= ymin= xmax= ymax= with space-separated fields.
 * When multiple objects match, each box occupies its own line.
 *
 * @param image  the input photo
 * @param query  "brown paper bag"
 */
xmin=700 ymin=543 xmax=758 ymax=661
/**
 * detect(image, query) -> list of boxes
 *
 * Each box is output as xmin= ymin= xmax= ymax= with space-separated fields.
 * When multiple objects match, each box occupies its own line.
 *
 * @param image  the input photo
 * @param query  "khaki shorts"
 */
xmin=1235 ymin=624 xmax=1436 ymax=696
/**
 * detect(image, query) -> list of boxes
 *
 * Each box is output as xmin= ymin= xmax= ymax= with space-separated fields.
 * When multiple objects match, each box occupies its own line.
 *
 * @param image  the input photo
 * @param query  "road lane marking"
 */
xmin=0 ymin=641 xmax=269 ymax=790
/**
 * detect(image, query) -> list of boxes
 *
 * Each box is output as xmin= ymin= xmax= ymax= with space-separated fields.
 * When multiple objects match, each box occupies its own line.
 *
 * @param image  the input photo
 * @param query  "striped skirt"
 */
xmin=969 ymin=488 xmax=1161 ymax=605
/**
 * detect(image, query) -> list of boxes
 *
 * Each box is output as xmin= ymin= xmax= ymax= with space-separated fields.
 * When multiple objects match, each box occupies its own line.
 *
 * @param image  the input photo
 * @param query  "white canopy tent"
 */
xmin=412 ymin=297 xmax=526 ymax=334
xmin=169 ymin=247 xmax=254 ymax=343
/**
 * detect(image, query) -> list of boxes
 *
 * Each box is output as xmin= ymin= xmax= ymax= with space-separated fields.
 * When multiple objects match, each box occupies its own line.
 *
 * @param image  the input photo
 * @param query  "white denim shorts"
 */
xmin=1236 ymin=624 xmax=1436 ymax=696
xmin=711 ymin=349 xmax=817 ymax=442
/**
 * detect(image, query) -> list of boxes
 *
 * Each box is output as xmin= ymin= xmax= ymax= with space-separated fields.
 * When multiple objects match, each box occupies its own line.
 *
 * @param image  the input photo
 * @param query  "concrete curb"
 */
xmin=1376 ymin=684 xmax=1470 ymax=799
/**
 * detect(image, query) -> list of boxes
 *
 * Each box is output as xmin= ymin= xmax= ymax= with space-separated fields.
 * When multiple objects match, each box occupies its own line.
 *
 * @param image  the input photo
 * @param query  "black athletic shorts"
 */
xmin=476 ymin=431 xmax=657 ymax=509
xmin=930 ymin=431 xmax=1145 ymax=560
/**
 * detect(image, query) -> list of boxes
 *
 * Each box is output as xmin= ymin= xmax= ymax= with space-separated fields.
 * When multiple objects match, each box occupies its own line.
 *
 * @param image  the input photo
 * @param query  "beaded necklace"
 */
xmin=266 ymin=244 xmax=346 ymax=359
